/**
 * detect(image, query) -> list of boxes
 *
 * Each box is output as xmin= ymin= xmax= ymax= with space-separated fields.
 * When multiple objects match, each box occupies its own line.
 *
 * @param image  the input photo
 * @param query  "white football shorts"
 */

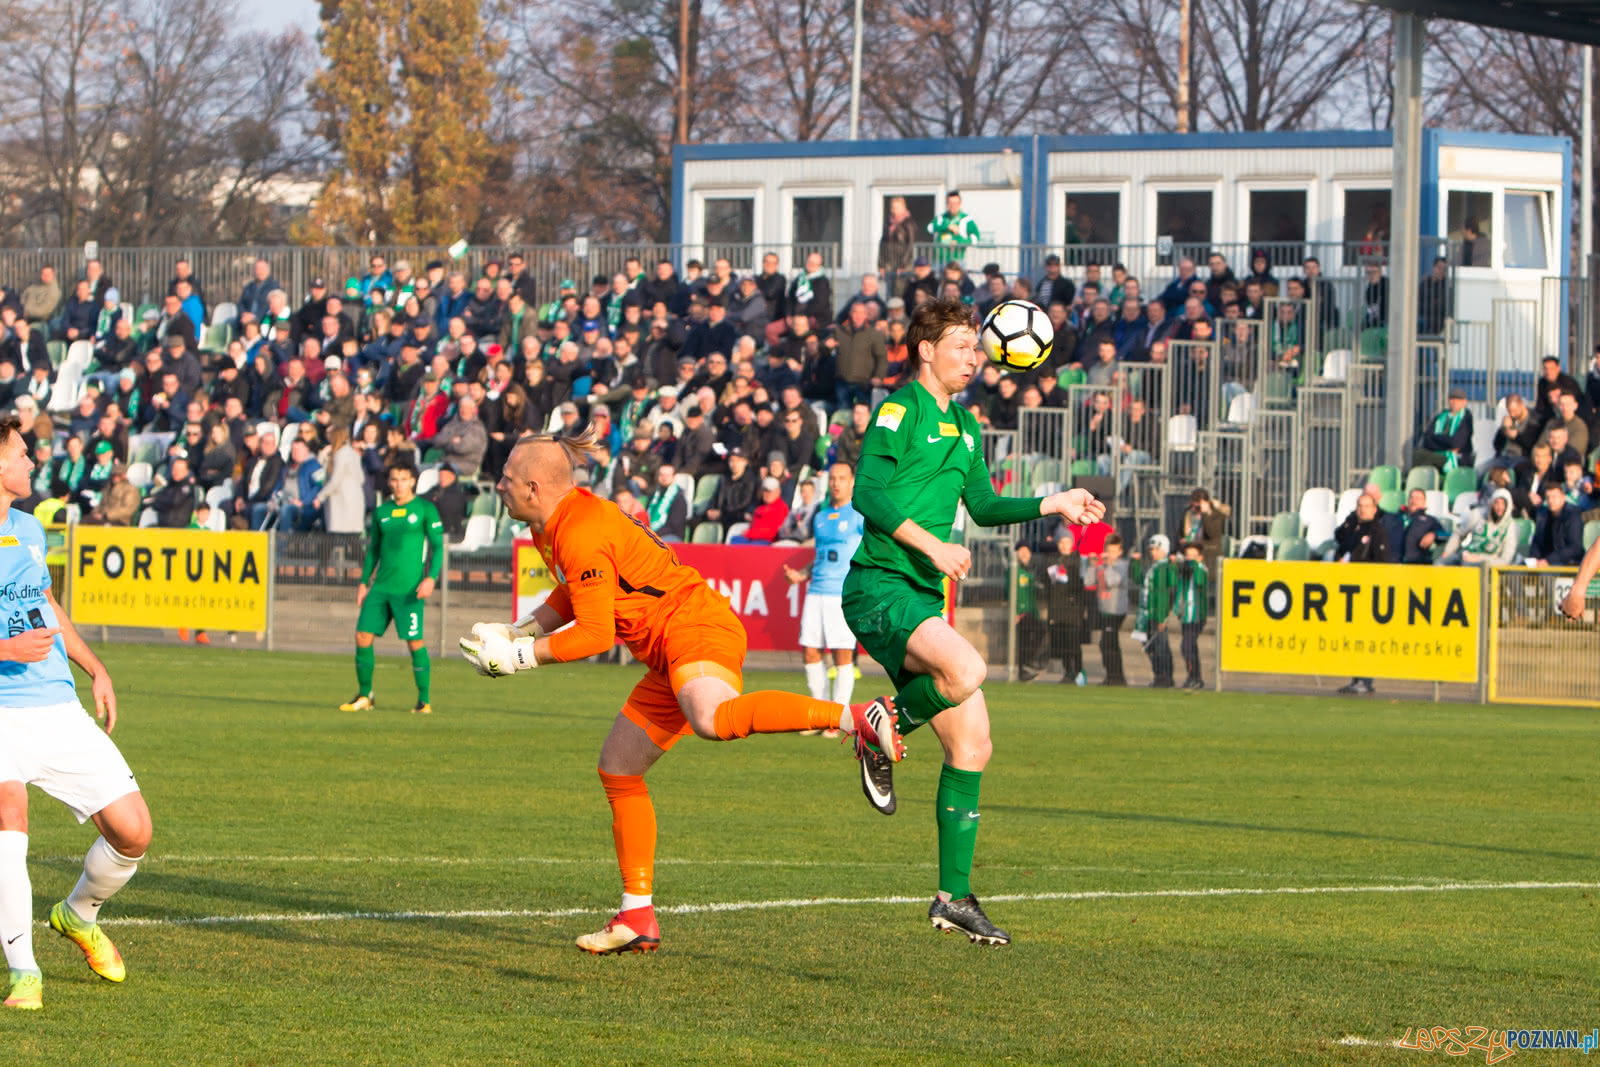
xmin=799 ymin=593 xmax=857 ymax=650
xmin=0 ymin=701 xmax=138 ymax=823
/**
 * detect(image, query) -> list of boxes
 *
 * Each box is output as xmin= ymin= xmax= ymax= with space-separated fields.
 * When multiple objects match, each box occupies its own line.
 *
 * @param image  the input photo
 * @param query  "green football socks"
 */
xmin=935 ymin=765 xmax=983 ymax=899
xmin=894 ymin=673 xmax=958 ymax=736
xmin=410 ymin=646 xmax=431 ymax=704
xmin=355 ymin=645 xmax=375 ymax=697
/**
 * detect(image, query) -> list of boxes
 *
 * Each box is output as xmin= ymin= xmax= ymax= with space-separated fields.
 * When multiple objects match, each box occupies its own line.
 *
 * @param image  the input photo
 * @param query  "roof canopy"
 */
xmin=1363 ymin=0 xmax=1600 ymax=46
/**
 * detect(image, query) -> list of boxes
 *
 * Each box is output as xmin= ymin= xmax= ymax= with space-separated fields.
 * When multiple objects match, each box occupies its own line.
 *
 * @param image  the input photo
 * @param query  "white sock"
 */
xmin=0 ymin=831 xmax=37 ymax=973
xmin=831 ymin=663 xmax=856 ymax=706
xmin=620 ymin=892 xmax=653 ymax=911
xmin=803 ymin=660 xmax=828 ymax=699
xmin=65 ymin=837 xmax=141 ymax=925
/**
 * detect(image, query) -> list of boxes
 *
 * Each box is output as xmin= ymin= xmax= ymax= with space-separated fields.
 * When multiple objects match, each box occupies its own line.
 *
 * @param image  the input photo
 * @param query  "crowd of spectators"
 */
xmin=0 ymin=244 xmax=1592 ymax=568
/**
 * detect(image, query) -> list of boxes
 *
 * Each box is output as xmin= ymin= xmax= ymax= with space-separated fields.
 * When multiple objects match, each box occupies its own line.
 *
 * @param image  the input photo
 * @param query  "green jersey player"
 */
xmin=341 ymin=461 xmax=444 ymax=714
xmin=842 ymin=298 xmax=1104 ymax=945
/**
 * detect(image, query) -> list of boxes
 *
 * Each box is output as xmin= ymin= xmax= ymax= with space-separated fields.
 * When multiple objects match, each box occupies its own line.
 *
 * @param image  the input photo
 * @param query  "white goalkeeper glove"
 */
xmin=459 ymin=621 xmax=540 ymax=677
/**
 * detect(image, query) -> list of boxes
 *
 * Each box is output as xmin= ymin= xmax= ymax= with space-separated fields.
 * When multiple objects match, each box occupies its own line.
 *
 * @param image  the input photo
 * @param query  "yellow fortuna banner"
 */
xmin=69 ymin=527 xmax=270 ymax=631
xmin=1221 ymin=560 xmax=1479 ymax=683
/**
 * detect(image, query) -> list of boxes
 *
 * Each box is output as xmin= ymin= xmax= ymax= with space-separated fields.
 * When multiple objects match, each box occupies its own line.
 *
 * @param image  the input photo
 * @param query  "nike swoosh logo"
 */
xmin=6 ymin=932 xmax=22 ymax=945
xmin=863 ymin=769 xmax=893 ymax=807
xmin=926 ymin=435 xmax=942 ymax=443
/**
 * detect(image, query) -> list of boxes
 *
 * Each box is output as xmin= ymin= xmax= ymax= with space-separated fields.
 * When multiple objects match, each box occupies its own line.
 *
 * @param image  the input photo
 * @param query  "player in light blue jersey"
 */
xmin=784 ymin=464 xmax=866 ymax=738
xmin=0 ymin=415 xmax=151 ymax=1011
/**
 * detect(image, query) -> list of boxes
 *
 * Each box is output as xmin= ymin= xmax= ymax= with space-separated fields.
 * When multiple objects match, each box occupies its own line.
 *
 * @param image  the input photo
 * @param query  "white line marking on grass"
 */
xmin=94 ymin=880 xmax=1600 ymax=929
xmin=1337 ymin=1036 xmax=1403 ymax=1049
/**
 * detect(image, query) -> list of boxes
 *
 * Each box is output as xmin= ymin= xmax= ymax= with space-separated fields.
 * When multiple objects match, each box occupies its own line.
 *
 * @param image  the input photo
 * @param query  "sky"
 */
xmin=241 ymin=0 xmax=318 ymax=34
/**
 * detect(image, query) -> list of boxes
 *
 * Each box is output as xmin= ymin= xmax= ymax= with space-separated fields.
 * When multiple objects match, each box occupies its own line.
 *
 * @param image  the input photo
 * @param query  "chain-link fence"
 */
xmin=1487 ymin=567 xmax=1600 ymax=707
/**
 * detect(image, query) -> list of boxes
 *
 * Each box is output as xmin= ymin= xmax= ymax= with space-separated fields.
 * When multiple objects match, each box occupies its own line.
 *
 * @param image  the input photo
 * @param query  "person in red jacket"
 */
xmin=729 ymin=476 xmax=790 ymax=544
xmin=406 ymin=370 xmax=450 ymax=447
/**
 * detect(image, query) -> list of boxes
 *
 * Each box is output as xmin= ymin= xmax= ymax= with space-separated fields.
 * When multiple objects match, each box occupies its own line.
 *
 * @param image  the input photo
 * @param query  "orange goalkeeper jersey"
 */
xmin=531 ymin=487 xmax=735 ymax=673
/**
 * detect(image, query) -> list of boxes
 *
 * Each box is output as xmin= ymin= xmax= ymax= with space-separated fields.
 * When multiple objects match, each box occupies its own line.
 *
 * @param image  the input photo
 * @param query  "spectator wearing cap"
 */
xmin=879 ymin=196 xmax=918 ymax=280
xmin=674 ymin=405 xmax=714 ymax=477
xmin=898 ymin=256 xmax=940 ymax=311
xmin=422 ymin=461 xmax=468 ymax=540
xmin=1412 ymin=387 xmax=1475 ymax=472
xmin=704 ymin=445 xmax=758 ymax=525
xmin=764 ymin=449 xmax=797 ymax=501
xmin=1135 ymin=533 xmax=1179 ymax=688
xmin=291 ymin=278 xmax=330 ymax=345
xmin=93 ymin=285 xmax=123 ymax=342
xmin=231 ymin=425 xmax=284 ymax=529
xmin=645 ymin=462 xmax=688 ymax=542
xmin=1528 ymin=480 xmax=1585 ymax=567
xmin=84 ymin=460 xmax=138 ymax=526
xmin=729 ymin=476 xmax=789 ymax=544
xmin=682 ymin=295 xmax=738 ymax=363
xmin=727 ymin=274 xmax=769 ymax=338
xmin=618 ymin=376 xmax=656 ymax=439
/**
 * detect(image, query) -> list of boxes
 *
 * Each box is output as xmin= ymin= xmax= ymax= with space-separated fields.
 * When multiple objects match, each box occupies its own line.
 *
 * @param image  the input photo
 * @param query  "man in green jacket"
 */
xmin=1174 ymin=542 xmax=1209 ymax=690
xmin=927 ymin=191 xmax=981 ymax=264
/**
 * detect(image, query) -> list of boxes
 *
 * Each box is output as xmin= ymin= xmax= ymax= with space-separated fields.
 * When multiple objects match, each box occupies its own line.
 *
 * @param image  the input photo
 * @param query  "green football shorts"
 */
xmin=841 ymin=566 xmax=945 ymax=693
xmin=357 ymin=590 xmax=425 ymax=642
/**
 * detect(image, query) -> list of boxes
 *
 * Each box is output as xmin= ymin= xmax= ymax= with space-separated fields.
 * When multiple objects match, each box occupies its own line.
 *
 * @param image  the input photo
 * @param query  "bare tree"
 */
xmin=724 ymin=0 xmax=856 ymax=142
xmin=862 ymin=0 xmax=1088 ymax=137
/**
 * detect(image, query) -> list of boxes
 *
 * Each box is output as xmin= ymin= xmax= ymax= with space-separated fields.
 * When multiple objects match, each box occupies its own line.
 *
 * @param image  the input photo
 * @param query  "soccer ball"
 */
xmin=979 ymin=299 xmax=1052 ymax=372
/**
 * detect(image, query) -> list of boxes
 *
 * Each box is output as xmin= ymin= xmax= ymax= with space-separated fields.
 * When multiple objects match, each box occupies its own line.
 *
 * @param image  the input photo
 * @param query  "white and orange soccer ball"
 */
xmin=979 ymin=299 xmax=1053 ymax=372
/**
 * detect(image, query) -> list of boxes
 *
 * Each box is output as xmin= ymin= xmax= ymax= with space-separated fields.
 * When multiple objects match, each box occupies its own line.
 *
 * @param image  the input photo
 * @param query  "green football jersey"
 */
xmin=851 ymin=380 xmax=1040 ymax=592
xmin=361 ymin=496 xmax=444 ymax=592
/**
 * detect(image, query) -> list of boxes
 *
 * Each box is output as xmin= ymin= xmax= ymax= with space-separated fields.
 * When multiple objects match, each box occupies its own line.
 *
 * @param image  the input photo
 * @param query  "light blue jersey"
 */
xmin=0 ymin=509 xmax=74 ymax=707
xmin=810 ymin=502 xmax=864 ymax=596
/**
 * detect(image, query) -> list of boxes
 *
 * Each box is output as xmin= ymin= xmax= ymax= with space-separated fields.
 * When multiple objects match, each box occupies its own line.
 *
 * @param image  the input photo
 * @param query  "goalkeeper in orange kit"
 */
xmin=458 ymin=427 xmax=901 ymax=955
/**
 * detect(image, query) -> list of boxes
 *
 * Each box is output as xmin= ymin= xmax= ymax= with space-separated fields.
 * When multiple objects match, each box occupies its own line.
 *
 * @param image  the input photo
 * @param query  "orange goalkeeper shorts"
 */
xmin=620 ymin=611 xmax=747 ymax=751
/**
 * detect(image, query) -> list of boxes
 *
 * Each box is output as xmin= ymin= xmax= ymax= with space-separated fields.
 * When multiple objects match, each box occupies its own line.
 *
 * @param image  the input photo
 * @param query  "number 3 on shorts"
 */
xmin=401 ymin=605 xmax=423 ymax=641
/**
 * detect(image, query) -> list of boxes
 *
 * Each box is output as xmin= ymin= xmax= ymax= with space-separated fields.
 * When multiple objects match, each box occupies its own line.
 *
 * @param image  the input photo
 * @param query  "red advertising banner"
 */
xmin=674 ymin=543 xmax=814 ymax=651
xmin=513 ymin=540 xmax=958 ymax=653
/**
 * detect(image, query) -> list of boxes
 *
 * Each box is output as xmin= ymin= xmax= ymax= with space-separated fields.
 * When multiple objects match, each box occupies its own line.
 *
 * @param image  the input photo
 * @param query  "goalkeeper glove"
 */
xmin=459 ymin=621 xmax=540 ymax=678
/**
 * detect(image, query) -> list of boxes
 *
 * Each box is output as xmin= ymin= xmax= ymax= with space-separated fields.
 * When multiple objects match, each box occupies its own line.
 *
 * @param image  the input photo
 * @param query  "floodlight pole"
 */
xmin=1385 ymin=11 xmax=1424 ymax=467
xmin=1582 ymin=45 xmax=1593 ymax=364
xmin=848 ymin=0 xmax=864 ymax=140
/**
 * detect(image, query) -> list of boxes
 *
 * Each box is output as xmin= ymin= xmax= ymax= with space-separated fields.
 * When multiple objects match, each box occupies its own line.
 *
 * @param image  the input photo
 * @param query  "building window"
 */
xmin=702 ymin=198 xmax=754 ymax=269
xmin=1064 ymin=192 xmax=1120 ymax=255
xmin=792 ymin=196 xmax=844 ymax=262
xmin=1247 ymin=189 xmax=1307 ymax=266
xmin=1342 ymin=188 xmax=1391 ymax=249
xmin=882 ymin=194 xmax=936 ymax=237
xmin=1154 ymin=190 xmax=1213 ymax=253
xmin=1503 ymin=191 xmax=1549 ymax=270
xmin=1446 ymin=190 xmax=1494 ymax=267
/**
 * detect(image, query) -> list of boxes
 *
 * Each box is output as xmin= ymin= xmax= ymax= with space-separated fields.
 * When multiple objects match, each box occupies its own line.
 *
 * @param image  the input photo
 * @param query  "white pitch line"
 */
xmin=32 ymin=854 xmax=1485 ymax=883
xmin=92 ymin=880 xmax=1600 ymax=929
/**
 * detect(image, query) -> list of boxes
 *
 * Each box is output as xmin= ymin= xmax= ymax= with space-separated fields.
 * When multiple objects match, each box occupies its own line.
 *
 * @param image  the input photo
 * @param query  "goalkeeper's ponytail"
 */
xmin=521 ymin=421 xmax=608 ymax=472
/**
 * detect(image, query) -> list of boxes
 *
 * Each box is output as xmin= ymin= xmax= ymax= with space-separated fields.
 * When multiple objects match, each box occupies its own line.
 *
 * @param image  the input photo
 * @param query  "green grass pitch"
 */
xmin=5 ymin=644 xmax=1596 ymax=1063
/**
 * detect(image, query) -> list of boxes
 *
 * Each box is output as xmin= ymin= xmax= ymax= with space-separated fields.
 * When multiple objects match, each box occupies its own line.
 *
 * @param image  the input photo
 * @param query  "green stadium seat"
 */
xmin=691 ymin=522 xmax=723 ymax=544
xmin=1277 ymin=538 xmax=1311 ymax=561
xmin=202 ymin=322 xmax=232 ymax=352
xmin=1443 ymin=467 xmax=1478 ymax=509
xmin=1068 ymin=459 xmax=1096 ymax=478
xmin=1512 ymin=517 xmax=1534 ymax=555
xmin=1377 ymin=490 xmax=1403 ymax=514
xmin=1268 ymin=511 xmax=1300 ymax=542
xmin=1585 ymin=519 xmax=1600 ymax=551
xmin=1369 ymin=465 xmax=1401 ymax=493
xmin=693 ymin=474 xmax=721 ymax=514
xmin=46 ymin=340 xmax=65 ymax=368
xmin=1403 ymin=466 xmax=1439 ymax=492
xmin=1057 ymin=367 xmax=1086 ymax=388
xmin=469 ymin=491 xmax=499 ymax=518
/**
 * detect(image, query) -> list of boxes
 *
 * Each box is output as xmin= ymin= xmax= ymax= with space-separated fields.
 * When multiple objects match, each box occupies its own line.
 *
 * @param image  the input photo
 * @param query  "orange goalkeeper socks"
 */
xmin=599 ymin=771 xmax=655 ymax=897
xmin=712 ymin=691 xmax=840 ymax=740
